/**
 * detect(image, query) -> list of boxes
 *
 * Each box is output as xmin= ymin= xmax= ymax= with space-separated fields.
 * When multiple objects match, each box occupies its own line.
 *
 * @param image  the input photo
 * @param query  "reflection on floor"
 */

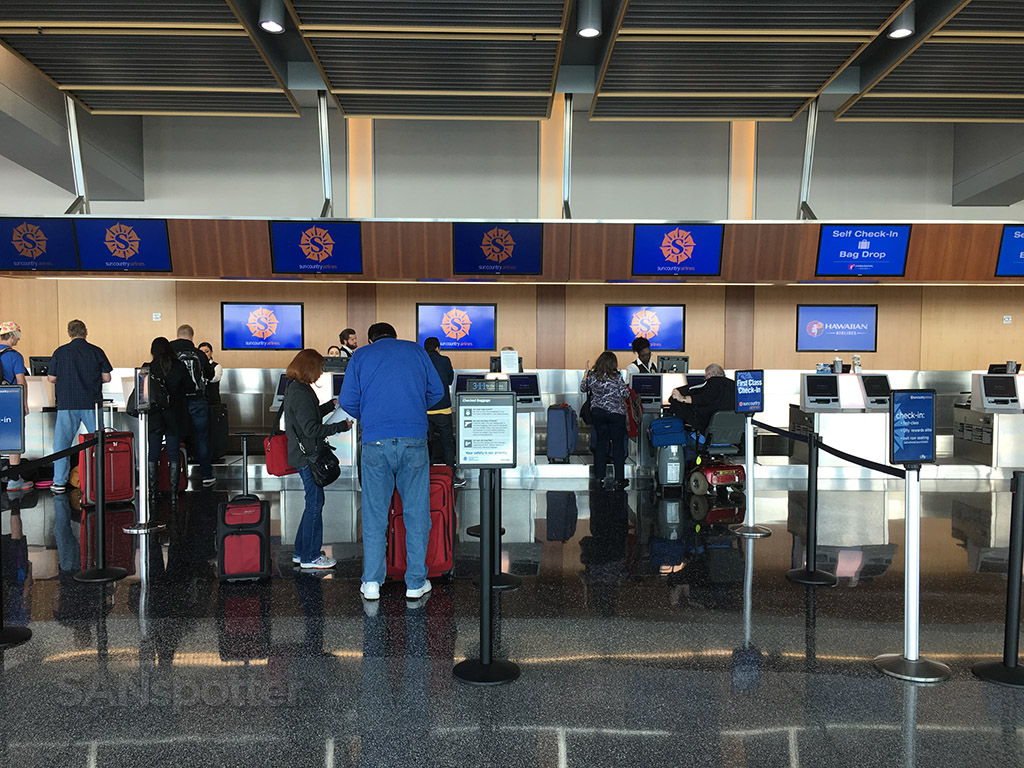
xmin=1 ymin=474 xmax=1023 ymax=768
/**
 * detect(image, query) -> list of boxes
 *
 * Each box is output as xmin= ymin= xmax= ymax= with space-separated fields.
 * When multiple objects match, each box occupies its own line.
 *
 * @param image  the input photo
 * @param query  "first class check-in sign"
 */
xmin=735 ymin=370 xmax=765 ymax=414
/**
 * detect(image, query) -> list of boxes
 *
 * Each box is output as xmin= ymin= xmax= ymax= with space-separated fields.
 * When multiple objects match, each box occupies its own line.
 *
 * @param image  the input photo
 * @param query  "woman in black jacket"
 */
xmin=284 ymin=349 xmax=352 ymax=570
xmin=146 ymin=337 xmax=191 ymax=503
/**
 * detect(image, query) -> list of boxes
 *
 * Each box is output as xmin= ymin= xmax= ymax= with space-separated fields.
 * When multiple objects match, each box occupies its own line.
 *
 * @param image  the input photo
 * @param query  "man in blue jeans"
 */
xmin=47 ymin=319 xmax=112 ymax=493
xmin=340 ymin=322 xmax=444 ymax=601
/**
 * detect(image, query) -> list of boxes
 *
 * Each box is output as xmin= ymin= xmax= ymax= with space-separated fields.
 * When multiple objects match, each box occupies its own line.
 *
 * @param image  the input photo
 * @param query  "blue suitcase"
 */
xmin=546 ymin=404 xmax=578 ymax=463
xmin=649 ymin=417 xmax=688 ymax=447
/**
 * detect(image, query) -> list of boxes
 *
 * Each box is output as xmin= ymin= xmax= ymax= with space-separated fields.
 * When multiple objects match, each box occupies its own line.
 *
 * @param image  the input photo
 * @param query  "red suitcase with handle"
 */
xmin=387 ymin=466 xmax=455 ymax=579
xmin=78 ymin=430 xmax=135 ymax=505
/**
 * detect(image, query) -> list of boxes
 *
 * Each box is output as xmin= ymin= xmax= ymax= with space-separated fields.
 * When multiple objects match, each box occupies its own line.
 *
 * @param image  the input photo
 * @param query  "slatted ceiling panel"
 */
xmin=871 ymin=42 xmax=1024 ymax=94
xmin=3 ymin=33 xmax=280 ymax=88
xmin=336 ymin=94 xmax=551 ymax=117
xmin=0 ymin=1 xmax=241 ymax=26
xmin=591 ymin=96 xmax=808 ymax=119
xmin=76 ymin=89 xmax=299 ymax=114
xmin=840 ymin=97 xmax=1024 ymax=121
xmin=311 ymin=38 xmax=559 ymax=92
xmin=601 ymin=41 xmax=863 ymax=92
xmin=620 ymin=0 xmax=902 ymax=31
xmin=941 ymin=1 xmax=1024 ymax=32
xmin=289 ymin=0 xmax=566 ymax=29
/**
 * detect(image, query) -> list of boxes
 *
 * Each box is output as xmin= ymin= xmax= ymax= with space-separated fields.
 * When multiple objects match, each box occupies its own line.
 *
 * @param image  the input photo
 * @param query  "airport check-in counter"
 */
xmin=788 ymin=373 xmax=891 ymax=466
xmin=952 ymin=373 xmax=1024 ymax=467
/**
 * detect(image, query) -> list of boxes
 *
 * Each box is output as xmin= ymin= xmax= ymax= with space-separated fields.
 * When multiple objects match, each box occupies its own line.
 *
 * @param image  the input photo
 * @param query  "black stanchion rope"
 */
xmin=751 ymin=418 xmax=906 ymax=480
xmin=0 ymin=437 xmax=99 ymax=481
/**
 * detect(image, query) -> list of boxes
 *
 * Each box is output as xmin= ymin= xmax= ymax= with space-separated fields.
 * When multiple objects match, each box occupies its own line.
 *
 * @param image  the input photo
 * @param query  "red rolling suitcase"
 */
xmin=78 ymin=430 xmax=135 ymax=505
xmin=80 ymin=506 xmax=137 ymax=575
xmin=217 ymin=494 xmax=271 ymax=581
xmin=387 ymin=466 xmax=455 ymax=579
xmin=218 ymin=585 xmax=271 ymax=661
xmin=158 ymin=445 xmax=188 ymax=493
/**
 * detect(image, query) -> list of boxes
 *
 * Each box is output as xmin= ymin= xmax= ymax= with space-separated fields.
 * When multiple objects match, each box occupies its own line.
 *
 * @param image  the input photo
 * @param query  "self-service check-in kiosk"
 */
xmin=508 ymin=373 xmax=542 ymax=408
xmin=791 ymin=373 xmax=888 ymax=466
xmin=859 ymin=374 xmax=892 ymax=411
xmin=954 ymin=374 xmax=1024 ymax=466
xmin=631 ymin=374 xmax=663 ymax=469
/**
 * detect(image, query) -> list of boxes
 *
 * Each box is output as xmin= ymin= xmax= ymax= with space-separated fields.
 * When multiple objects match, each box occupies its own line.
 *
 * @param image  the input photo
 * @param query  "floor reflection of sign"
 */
xmin=457 ymin=393 xmax=516 ymax=468
xmin=0 ymin=385 xmax=25 ymax=454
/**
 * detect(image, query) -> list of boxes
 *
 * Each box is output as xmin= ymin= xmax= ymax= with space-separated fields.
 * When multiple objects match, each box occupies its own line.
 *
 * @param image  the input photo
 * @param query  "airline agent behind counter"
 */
xmin=624 ymin=336 xmax=656 ymax=378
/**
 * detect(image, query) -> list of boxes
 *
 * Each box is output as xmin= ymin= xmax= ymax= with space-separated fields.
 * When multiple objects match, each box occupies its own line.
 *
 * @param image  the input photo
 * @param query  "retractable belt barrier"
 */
xmin=0 ymin=436 xmax=98 ymax=481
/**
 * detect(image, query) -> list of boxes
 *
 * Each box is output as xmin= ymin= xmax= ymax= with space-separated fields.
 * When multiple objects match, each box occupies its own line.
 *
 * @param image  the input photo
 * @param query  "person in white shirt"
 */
xmin=624 ymin=337 xmax=656 ymax=378
xmin=337 ymin=329 xmax=358 ymax=359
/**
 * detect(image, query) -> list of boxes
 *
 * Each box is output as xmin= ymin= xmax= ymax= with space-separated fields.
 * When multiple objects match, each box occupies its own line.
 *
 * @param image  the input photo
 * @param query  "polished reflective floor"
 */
xmin=1 ymin=471 xmax=1023 ymax=768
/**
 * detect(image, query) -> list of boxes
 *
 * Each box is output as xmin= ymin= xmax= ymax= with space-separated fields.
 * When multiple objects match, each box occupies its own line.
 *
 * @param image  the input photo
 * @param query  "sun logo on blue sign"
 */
xmin=300 ymin=225 xmax=334 ymax=263
xmin=480 ymin=227 xmax=515 ymax=264
xmin=659 ymin=228 xmax=695 ymax=264
xmin=247 ymin=307 xmax=278 ymax=340
xmin=104 ymin=222 xmax=140 ymax=260
xmin=441 ymin=308 xmax=472 ymax=341
xmin=630 ymin=308 xmax=661 ymax=340
xmin=12 ymin=222 xmax=47 ymax=259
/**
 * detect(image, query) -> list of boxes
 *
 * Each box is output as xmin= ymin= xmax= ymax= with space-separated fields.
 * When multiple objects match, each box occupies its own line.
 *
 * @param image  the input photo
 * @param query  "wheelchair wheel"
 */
xmin=689 ymin=470 xmax=710 ymax=496
xmin=689 ymin=495 xmax=709 ymax=522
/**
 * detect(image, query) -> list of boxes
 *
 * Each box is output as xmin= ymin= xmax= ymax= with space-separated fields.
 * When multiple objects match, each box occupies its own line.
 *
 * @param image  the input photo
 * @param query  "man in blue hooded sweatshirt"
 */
xmin=340 ymin=322 xmax=445 ymax=602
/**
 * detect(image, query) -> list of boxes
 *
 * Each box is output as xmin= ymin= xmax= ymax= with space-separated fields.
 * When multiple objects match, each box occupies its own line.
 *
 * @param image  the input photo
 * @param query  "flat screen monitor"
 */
xmin=987 ymin=363 xmax=1019 ymax=374
xmin=995 ymin=225 xmax=1024 ymax=277
xmin=453 ymin=222 xmax=543 ymax=275
xmin=816 ymin=224 xmax=911 ymax=276
xmin=508 ymin=373 xmax=540 ymax=397
xmin=686 ymin=374 xmax=706 ymax=388
xmin=269 ymin=220 xmax=363 ymax=274
xmin=983 ymin=375 xmax=1017 ymax=398
xmin=806 ymin=375 xmax=840 ymax=399
xmin=29 ymin=356 xmax=51 ymax=377
xmin=455 ymin=374 xmax=485 ymax=392
xmin=0 ymin=218 xmax=79 ymax=271
xmin=657 ymin=355 xmax=689 ymax=373
xmin=796 ymin=305 xmax=878 ymax=353
xmin=605 ymin=305 xmax=684 ymax=351
xmin=323 ymin=356 xmax=348 ymax=373
xmin=222 ymin=302 xmax=303 ymax=350
xmin=417 ymin=304 xmax=496 ymax=351
xmin=74 ymin=219 xmax=172 ymax=271
xmin=632 ymin=224 xmax=723 ymax=276
xmin=661 ymin=373 xmax=687 ymax=406
xmin=489 ymin=355 xmax=522 ymax=373
xmin=861 ymin=375 xmax=891 ymax=398
xmin=630 ymin=374 xmax=662 ymax=398
xmin=332 ymin=373 xmax=344 ymax=397
xmin=276 ymin=374 xmax=290 ymax=397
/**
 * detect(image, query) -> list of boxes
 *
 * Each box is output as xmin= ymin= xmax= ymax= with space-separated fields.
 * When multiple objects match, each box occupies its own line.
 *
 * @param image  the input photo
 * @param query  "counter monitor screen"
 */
xmin=862 ymin=375 xmax=891 ymax=399
xmin=796 ymin=305 xmax=877 ymax=352
xmin=323 ymin=356 xmax=348 ymax=373
xmin=455 ymin=374 xmax=485 ymax=392
xmin=806 ymin=375 xmax=840 ymax=399
xmin=508 ymin=374 xmax=540 ymax=397
xmin=630 ymin=374 xmax=662 ymax=398
xmin=417 ymin=304 xmax=496 ymax=351
xmin=276 ymin=374 xmax=289 ymax=397
xmin=333 ymin=373 xmax=344 ymax=397
xmin=29 ymin=356 xmax=51 ymax=377
xmin=987 ymin=363 xmax=1018 ymax=374
xmin=661 ymin=373 xmax=687 ymax=406
xmin=983 ymin=375 xmax=1017 ymax=398
xmin=222 ymin=302 xmax=303 ymax=350
xmin=686 ymin=374 xmax=706 ymax=389
xmin=657 ymin=355 xmax=689 ymax=373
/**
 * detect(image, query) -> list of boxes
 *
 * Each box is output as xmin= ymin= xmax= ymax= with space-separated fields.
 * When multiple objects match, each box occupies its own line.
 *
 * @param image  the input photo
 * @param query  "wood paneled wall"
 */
xmin=920 ymin=287 xmax=1024 ymax=370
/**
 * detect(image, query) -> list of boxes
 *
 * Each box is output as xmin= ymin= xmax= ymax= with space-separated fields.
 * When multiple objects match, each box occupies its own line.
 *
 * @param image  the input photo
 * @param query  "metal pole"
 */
xmin=733 ymin=414 xmax=771 ymax=538
xmin=797 ymin=97 xmax=818 ymax=219
xmin=64 ymin=95 xmax=90 ymax=214
xmin=492 ymin=470 xmax=522 ymax=591
xmin=317 ymin=90 xmax=333 ymax=217
xmin=786 ymin=432 xmax=837 ymax=586
xmin=973 ymin=469 xmax=1024 ymax=686
xmin=874 ymin=466 xmax=950 ymax=682
xmin=743 ymin=538 xmax=754 ymax=648
xmin=561 ymin=93 xmax=573 ymax=218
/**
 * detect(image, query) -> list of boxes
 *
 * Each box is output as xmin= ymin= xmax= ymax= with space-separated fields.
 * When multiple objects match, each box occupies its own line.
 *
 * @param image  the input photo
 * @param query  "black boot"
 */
xmin=147 ymin=462 xmax=159 ymax=501
xmin=168 ymin=461 xmax=181 ymax=511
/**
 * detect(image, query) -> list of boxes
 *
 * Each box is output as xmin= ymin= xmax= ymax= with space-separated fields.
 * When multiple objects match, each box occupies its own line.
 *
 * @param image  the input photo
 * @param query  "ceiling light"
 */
xmin=887 ymin=2 xmax=915 ymax=39
xmin=259 ymin=0 xmax=286 ymax=34
xmin=577 ymin=0 xmax=602 ymax=38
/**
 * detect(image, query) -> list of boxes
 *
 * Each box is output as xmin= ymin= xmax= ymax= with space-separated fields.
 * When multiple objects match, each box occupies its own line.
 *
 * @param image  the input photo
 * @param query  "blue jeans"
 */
xmin=53 ymin=408 xmax=96 ymax=486
xmin=360 ymin=438 xmax=430 ymax=589
xmin=187 ymin=398 xmax=212 ymax=479
xmin=295 ymin=465 xmax=326 ymax=563
xmin=148 ymin=430 xmax=182 ymax=465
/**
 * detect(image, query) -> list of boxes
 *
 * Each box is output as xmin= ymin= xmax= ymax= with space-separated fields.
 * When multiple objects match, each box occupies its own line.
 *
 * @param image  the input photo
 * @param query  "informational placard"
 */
xmin=735 ymin=369 xmax=765 ymax=414
xmin=796 ymin=304 xmax=877 ymax=352
xmin=632 ymin=224 xmax=723 ymax=276
xmin=995 ymin=225 xmax=1024 ymax=277
xmin=417 ymin=304 xmax=496 ymax=350
xmin=891 ymin=389 xmax=936 ymax=465
xmin=74 ymin=219 xmax=172 ymax=271
xmin=0 ymin=385 xmax=25 ymax=454
xmin=816 ymin=224 xmax=911 ymax=276
xmin=270 ymin=220 xmax=363 ymax=274
xmin=500 ymin=349 xmax=520 ymax=373
xmin=453 ymin=222 xmax=542 ymax=275
xmin=606 ymin=305 xmax=684 ymax=351
xmin=456 ymin=392 xmax=516 ymax=468
xmin=222 ymin=302 xmax=304 ymax=350
xmin=0 ymin=218 xmax=80 ymax=271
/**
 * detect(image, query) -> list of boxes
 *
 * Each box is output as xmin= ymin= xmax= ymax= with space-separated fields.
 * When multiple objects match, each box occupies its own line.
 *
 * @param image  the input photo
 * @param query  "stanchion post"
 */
xmin=972 ymin=470 xmax=1024 ymax=687
xmin=75 ymin=403 xmax=128 ymax=583
xmin=453 ymin=468 xmax=520 ymax=685
xmin=733 ymin=413 xmax=771 ymax=539
xmin=786 ymin=431 xmax=837 ymax=587
xmin=125 ymin=407 xmax=164 ymax=535
xmin=874 ymin=465 xmax=950 ymax=683
xmin=491 ymin=469 xmax=521 ymax=591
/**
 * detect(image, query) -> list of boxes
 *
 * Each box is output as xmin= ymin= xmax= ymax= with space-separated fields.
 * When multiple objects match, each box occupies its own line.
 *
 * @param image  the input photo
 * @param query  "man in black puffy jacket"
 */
xmin=669 ymin=363 xmax=736 ymax=434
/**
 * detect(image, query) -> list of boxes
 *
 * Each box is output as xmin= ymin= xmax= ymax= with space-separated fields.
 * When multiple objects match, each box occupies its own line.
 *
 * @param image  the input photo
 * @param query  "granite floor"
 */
xmin=1 ymin=473 xmax=1023 ymax=768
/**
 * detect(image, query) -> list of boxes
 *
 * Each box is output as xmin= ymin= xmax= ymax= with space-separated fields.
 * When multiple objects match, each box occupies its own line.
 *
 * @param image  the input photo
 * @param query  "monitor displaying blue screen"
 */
xmin=222 ymin=303 xmax=303 ymax=350
xmin=417 ymin=304 xmax=496 ymax=350
xmin=995 ymin=225 xmax=1024 ymax=277
xmin=632 ymin=224 xmax=723 ymax=276
xmin=74 ymin=219 xmax=172 ymax=271
xmin=270 ymin=221 xmax=363 ymax=274
xmin=0 ymin=218 xmax=79 ymax=271
xmin=453 ymin=222 xmax=542 ymax=275
xmin=606 ymin=305 xmax=684 ymax=351
xmin=891 ymin=389 xmax=935 ymax=464
xmin=816 ymin=224 xmax=911 ymax=276
xmin=796 ymin=305 xmax=877 ymax=353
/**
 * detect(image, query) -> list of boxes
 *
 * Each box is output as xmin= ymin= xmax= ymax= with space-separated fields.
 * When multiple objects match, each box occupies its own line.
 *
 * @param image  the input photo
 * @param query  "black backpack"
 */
xmin=176 ymin=346 xmax=207 ymax=396
xmin=0 ymin=348 xmax=14 ymax=386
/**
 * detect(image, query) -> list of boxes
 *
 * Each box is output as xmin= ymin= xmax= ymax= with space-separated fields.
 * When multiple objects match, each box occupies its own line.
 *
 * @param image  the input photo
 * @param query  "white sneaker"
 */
xmin=202 ymin=477 xmax=216 ymax=488
xmin=360 ymin=581 xmax=381 ymax=601
xmin=51 ymin=484 xmax=67 ymax=494
xmin=405 ymin=580 xmax=432 ymax=599
xmin=300 ymin=554 xmax=337 ymax=570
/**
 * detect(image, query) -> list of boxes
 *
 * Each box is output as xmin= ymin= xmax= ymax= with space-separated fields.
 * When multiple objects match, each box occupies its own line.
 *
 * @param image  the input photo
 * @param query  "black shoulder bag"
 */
xmin=299 ymin=438 xmax=340 ymax=487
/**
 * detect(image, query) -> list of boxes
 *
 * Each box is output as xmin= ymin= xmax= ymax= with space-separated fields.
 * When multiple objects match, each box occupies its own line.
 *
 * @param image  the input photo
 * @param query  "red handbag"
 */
xmin=263 ymin=433 xmax=297 ymax=476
